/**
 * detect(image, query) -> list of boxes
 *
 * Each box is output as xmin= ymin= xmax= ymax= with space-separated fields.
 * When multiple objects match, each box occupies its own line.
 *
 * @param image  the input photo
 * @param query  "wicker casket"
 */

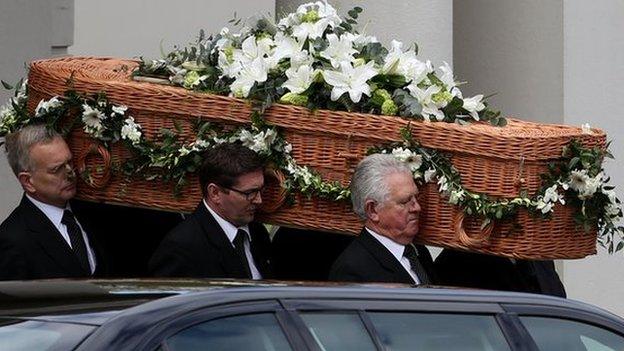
xmin=26 ymin=56 xmax=606 ymax=259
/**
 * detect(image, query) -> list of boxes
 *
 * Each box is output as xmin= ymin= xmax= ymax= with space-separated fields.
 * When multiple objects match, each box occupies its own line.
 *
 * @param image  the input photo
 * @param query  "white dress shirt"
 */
xmin=366 ymin=228 xmax=420 ymax=284
xmin=203 ymin=200 xmax=262 ymax=279
xmin=26 ymin=195 xmax=97 ymax=274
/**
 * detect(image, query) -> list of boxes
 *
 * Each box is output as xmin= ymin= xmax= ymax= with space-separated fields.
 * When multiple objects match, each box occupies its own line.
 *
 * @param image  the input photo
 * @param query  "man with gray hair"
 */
xmin=0 ymin=124 xmax=103 ymax=280
xmin=329 ymin=153 xmax=436 ymax=284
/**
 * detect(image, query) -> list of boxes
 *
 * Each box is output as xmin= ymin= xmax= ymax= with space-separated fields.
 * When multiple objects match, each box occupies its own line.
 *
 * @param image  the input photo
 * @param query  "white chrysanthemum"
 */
xmin=81 ymin=104 xmax=105 ymax=131
xmin=568 ymin=169 xmax=590 ymax=192
xmin=120 ymin=116 xmax=142 ymax=145
xmin=579 ymin=173 xmax=603 ymax=200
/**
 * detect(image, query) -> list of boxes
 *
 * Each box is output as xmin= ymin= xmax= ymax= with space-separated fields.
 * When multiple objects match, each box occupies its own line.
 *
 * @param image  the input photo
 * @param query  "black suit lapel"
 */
xmin=21 ymin=196 xmax=87 ymax=276
xmin=194 ymin=203 xmax=250 ymax=278
xmin=359 ymin=229 xmax=415 ymax=284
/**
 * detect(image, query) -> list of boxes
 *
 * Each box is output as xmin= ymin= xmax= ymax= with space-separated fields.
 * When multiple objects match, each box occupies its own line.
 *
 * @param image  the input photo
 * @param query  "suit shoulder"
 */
xmin=0 ymin=205 xmax=29 ymax=240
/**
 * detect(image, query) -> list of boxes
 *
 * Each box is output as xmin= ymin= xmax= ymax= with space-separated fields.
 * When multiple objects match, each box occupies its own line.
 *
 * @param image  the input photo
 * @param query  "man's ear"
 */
xmin=17 ymin=171 xmax=35 ymax=194
xmin=364 ymin=199 xmax=380 ymax=223
xmin=205 ymin=183 xmax=221 ymax=203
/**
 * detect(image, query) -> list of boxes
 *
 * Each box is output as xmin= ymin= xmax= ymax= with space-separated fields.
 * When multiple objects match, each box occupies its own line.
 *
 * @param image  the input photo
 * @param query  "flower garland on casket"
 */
xmin=1 ymin=1 xmax=623 ymax=253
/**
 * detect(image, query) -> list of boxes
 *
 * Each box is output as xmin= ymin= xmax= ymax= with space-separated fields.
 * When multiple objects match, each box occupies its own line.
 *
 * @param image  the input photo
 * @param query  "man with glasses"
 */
xmin=149 ymin=143 xmax=272 ymax=279
xmin=0 ymin=124 xmax=103 ymax=279
xmin=329 ymin=154 xmax=436 ymax=284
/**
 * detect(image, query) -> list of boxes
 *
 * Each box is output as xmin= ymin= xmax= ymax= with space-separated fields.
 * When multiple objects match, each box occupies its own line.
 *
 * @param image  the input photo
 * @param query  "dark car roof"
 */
xmin=2 ymin=279 xmax=624 ymax=351
xmin=1 ymin=279 xmax=621 ymax=325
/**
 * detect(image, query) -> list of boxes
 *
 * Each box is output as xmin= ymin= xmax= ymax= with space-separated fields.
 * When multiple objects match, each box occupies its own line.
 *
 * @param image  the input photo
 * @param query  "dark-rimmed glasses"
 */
xmin=219 ymin=185 xmax=264 ymax=201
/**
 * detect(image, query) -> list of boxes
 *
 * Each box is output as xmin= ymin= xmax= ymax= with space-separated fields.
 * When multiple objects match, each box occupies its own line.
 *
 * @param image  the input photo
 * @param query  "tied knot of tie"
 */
xmin=233 ymin=229 xmax=252 ymax=279
xmin=403 ymin=244 xmax=430 ymax=285
xmin=61 ymin=209 xmax=90 ymax=274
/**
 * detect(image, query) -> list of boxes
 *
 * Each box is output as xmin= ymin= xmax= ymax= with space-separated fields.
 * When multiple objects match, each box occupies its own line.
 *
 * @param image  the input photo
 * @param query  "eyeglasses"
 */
xmin=219 ymin=185 xmax=264 ymax=201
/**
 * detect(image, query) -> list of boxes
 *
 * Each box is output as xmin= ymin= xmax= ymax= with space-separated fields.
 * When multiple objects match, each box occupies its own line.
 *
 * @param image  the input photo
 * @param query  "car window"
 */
xmin=367 ymin=312 xmax=512 ymax=351
xmin=164 ymin=313 xmax=292 ymax=351
xmin=0 ymin=319 xmax=95 ymax=351
xmin=520 ymin=316 xmax=624 ymax=351
xmin=299 ymin=312 xmax=376 ymax=351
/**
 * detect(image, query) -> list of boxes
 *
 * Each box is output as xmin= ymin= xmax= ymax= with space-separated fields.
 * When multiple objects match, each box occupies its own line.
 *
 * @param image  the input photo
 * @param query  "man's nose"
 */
xmin=411 ymin=199 xmax=421 ymax=212
xmin=252 ymin=192 xmax=262 ymax=205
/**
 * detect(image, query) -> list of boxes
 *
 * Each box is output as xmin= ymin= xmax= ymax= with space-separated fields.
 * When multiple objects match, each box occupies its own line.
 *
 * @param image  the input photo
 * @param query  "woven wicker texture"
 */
xmin=27 ymin=56 xmax=606 ymax=259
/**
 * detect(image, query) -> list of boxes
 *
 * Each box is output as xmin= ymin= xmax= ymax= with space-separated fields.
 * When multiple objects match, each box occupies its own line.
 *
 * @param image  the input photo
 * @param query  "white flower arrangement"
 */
xmin=135 ymin=1 xmax=504 ymax=126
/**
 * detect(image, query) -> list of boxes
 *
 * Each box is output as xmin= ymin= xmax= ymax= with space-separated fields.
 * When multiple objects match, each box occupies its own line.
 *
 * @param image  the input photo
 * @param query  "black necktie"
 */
xmin=61 ymin=210 xmax=91 ymax=274
xmin=404 ymin=244 xmax=431 ymax=285
xmin=233 ymin=229 xmax=252 ymax=279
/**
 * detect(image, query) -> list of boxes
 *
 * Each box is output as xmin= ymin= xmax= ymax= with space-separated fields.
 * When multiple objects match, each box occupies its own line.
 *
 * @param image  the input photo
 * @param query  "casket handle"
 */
xmin=454 ymin=211 xmax=493 ymax=248
xmin=76 ymin=142 xmax=112 ymax=189
xmin=258 ymin=168 xmax=288 ymax=214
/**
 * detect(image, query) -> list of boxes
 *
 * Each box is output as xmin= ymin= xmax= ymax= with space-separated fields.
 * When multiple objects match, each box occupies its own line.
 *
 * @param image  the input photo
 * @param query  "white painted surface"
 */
xmin=0 ymin=0 xmax=73 ymax=221
xmin=562 ymin=0 xmax=624 ymax=317
xmin=70 ymin=0 xmax=275 ymax=58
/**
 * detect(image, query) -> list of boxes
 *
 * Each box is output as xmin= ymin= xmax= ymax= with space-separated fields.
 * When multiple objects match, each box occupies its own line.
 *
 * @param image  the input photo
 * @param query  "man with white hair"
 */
xmin=329 ymin=153 xmax=436 ymax=284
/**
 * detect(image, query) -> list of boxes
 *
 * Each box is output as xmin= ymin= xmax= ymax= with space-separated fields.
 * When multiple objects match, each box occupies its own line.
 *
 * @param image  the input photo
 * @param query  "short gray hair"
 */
xmin=4 ymin=123 xmax=61 ymax=176
xmin=350 ymin=153 xmax=412 ymax=219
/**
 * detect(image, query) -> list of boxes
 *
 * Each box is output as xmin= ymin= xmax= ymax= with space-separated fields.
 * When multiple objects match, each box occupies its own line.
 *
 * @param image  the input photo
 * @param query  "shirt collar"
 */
xmin=203 ymin=199 xmax=251 ymax=244
xmin=365 ymin=227 xmax=406 ymax=262
xmin=26 ymin=194 xmax=68 ymax=229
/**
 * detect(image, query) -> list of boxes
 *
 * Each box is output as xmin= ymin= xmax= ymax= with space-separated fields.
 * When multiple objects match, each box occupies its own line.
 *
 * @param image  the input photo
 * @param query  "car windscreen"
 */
xmin=0 ymin=318 xmax=95 ymax=351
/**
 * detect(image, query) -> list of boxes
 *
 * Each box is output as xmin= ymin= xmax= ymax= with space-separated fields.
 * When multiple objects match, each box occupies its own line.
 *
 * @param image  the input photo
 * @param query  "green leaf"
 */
xmin=354 ymin=6 xmax=363 ymax=13
xmin=616 ymin=241 xmax=624 ymax=253
xmin=1 ymin=80 xmax=13 ymax=90
xmin=568 ymin=157 xmax=580 ymax=169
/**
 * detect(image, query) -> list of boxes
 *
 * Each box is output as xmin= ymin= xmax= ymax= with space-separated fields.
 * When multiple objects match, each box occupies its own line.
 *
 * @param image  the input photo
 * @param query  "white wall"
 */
xmin=70 ymin=0 xmax=275 ymax=58
xmin=454 ymin=1 xmax=564 ymax=124
xmin=562 ymin=0 xmax=624 ymax=317
xmin=0 ymin=0 xmax=74 ymax=221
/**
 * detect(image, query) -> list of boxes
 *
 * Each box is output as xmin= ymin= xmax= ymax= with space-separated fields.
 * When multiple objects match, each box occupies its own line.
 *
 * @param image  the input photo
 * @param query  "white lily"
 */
xmin=320 ymin=34 xmax=357 ymax=68
xmin=111 ymin=104 xmax=128 ymax=116
xmin=462 ymin=94 xmax=485 ymax=121
xmin=35 ymin=96 xmax=63 ymax=117
xmin=229 ymin=57 xmax=269 ymax=98
xmin=322 ymin=60 xmax=378 ymax=103
xmin=438 ymin=61 xmax=457 ymax=89
xmin=283 ymin=65 xmax=318 ymax=94
xmin=121 ymin=116 xmax=142 ymax=145
xmin=269 ymin=32 xmax=305 ymax=67
xmin=234 ymin=36 xmax=274 ymax=64
xmin=291 ymin=18 xmax=332 ymax=42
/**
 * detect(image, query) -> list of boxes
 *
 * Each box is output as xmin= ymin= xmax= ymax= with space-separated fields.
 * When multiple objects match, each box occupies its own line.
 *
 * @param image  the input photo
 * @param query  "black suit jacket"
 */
xmin=148 ymin=202 xmax=272 ymax=278
xmin=434 ymin=249 xmax=566 ymax=298
xmin=0 ymin=195 xmax=106 ymax=280
xmin=329 ymin=228 xmax=436 ymax=284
